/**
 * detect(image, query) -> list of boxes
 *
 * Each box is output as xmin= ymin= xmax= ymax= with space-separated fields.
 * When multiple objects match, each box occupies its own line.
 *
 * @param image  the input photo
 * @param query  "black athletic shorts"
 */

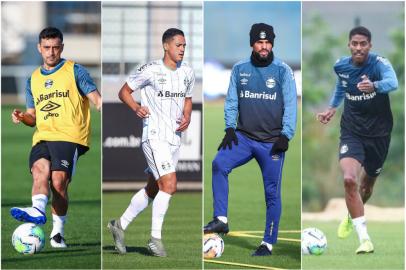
xmin=339 ymin=128 xmax=391 ymax=177
xmin=29 ymin=141 xmax=89 ymax=179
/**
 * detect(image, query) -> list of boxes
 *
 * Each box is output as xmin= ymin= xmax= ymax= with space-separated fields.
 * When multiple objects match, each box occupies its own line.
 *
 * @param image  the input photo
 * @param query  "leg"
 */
xmin=359 ymin=168 xmax=377 ymax=204
xmin=251 ymin=141 xmax=285 ymax=249
xmin=10 ymin=158 xmax=50 ymax=224
xmin=212 ymin=132 xmax=253 ymax=218
xmin=340 ymin=157 xmax=363 ymax=218
xmin=50 ymin=171 xmax=69 ymax=216
xmin=49 ymin=171 xmax=69 ymax=248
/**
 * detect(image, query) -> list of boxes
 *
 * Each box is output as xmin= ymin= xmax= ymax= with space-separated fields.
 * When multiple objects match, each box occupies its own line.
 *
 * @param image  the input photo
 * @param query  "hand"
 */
xmin=357 ymin=75 xmax=374 ymax=93
xmin=176 ymin=114 xmax=191 ymax=132
xmin=135 ymin=106 xmax=150 ymax=118
xmin=218 ymin=128 xmax=238 ymax=150
xmin=270 ymin=134 xmax=289 ymax=154
xmin=316 ymin=108 xmax=336 ymax=124
xmin=11 ymin=109 xmax=24 ymax=124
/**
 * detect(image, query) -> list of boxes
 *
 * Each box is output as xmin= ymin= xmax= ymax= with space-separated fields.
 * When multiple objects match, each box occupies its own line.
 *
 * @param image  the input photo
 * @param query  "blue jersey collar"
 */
xmin=40 ymin=59 xmax=66 ymax=75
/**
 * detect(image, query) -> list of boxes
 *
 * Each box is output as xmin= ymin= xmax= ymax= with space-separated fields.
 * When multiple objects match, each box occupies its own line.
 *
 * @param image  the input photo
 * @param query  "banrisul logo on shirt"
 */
xmin=44 ymin=79 xmax=54 ymax=89
xmin=157 ymin=90 xmax=186 ymax=98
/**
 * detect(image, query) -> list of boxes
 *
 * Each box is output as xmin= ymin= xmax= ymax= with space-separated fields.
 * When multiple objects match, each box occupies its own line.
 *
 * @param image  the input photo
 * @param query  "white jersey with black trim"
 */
xmin=127 ymin=59 xmax=195 ymax=146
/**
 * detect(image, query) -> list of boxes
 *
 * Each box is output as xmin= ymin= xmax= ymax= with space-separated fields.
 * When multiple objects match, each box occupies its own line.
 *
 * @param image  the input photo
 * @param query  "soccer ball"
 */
xmin=203 ymin=233 xmax=224 ymax=258
xmin=301 ymin=227 xmax=327 ymax=255
xmin=12 ymin=223 xmax=45 ymax=254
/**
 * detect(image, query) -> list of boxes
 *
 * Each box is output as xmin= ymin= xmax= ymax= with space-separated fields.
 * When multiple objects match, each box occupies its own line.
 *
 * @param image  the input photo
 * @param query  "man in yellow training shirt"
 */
xmin=10 ymin=27 xmax=101 ymax=248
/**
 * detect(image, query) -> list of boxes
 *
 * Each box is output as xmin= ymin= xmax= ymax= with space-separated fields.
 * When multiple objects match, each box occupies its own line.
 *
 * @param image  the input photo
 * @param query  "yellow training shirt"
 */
xmin=30 ymin=60 xmax=91 ymax=147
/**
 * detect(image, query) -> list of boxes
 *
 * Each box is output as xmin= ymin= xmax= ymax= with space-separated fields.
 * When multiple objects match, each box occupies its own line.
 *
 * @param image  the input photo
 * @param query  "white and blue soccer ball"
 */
xmin=12 ymin=223 xmax=45 ymax=254
xmin=203 ymin=233 xmax=224 ymax=258
xmin=301 ymin=227 xmax=327 ymax=255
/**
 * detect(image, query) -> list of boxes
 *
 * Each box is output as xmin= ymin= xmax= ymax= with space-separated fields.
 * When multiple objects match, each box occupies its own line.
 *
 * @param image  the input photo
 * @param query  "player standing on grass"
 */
xmin=203 ymin=23 xmax=297 ymax=256
xmin=107 ymin=28 xmax=195 ymax=257
xmin=317 ymin=26 xmax=398 ymax=254
xmin=10 ymin=27 xmax=101 ymax=248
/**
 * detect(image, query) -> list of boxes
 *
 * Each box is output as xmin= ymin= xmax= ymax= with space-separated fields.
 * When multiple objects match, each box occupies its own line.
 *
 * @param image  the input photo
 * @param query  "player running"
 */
xmin=203 ymin=23 xmax=297 ymax=256
xmin=317 ymin=26 xmax=398 ymax=254
xmin=107 ymin=28 xmax=195 ymax=257
xmin=10 ymin=27 xmax=101 ymax=248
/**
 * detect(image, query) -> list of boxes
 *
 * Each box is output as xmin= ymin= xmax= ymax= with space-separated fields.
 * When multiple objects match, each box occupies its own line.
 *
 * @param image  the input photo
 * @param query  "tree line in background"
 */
xmin=302 ymin=13 xmax=405 ymax=211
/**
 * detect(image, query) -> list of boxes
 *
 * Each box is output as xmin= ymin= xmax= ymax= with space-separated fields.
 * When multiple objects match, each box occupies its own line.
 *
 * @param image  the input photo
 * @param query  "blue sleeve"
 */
xmin=281 ymin=66 xmax=297 ymax=140
xmin=74 ymin=64 xmax=97 ymax=96
xmin=26 ymin=77 xmax=35 ymax=109
xmin=374 ymin=58 xmax=398 ymax=93
xmin=329 ymin=78 xmax=345 ymax=108
xmin=224 ymin=65 xmax=239 ymax=129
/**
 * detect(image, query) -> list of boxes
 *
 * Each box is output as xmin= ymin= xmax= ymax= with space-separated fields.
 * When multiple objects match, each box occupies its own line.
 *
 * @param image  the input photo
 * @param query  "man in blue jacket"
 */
xmin=204 ymin=23 xmax=297 ymax=256
xmin=317 ymin=26 xmax=398 ymax=254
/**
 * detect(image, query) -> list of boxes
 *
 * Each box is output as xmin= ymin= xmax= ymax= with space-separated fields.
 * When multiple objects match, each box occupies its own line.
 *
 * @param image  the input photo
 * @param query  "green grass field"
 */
xmin=103 ymin=192 xmax=202 ymax=269
xmin=302 ymin=221 xmax=404 ymax=270
xmin=203 ymin=102 xmax=301 ymax=269
xmin=1 ymin=105 xmax=101 ymax=269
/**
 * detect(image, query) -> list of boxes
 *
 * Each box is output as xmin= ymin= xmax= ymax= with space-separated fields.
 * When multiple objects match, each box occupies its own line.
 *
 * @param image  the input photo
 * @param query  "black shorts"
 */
xmin=339 ymin=129 xmax=390 ymax=177
xmin=29 ymin=141 xmax=88 ymax=179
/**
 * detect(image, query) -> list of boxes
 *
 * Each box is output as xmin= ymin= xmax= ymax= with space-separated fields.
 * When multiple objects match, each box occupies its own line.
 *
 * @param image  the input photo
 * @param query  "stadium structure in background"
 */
xmin=1 ymin=1 xmax=101 ymax=103
xmin=102 ymin=1 xmax=203 ymax=191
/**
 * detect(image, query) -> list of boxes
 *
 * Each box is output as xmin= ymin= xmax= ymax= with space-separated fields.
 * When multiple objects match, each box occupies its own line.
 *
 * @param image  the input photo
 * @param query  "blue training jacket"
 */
xmin=224 ymin=57 xmax=297 ymax=142
xmin=329 ymin=53 xmax=398 ymax=137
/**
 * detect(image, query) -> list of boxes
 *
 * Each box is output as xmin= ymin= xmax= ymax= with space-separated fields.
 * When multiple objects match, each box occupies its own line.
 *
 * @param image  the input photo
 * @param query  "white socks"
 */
xmin=50 ymin=214 xmax=66 ymax=238
xmin=32 ymin=194 xmax=48 ymax=214
xmin=120 ymin=188 xmax=152 ymax=230
xmin=151 ymin=191 xmax=172 ymax=239
xmin=261 ymin=241 xmax=273 ymax=251
xmin=352 ymin=216 xmax=370 ymax=242
xmin=217 ymin=216 xmax=228 ymax=224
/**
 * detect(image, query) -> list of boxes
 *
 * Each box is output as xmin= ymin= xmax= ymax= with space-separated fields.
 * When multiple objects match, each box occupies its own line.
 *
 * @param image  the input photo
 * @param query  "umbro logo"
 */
xmin=40 ymin=101 xmax=61 ymax=112
xmin=61 ymin=160 xmax=69 ymax=168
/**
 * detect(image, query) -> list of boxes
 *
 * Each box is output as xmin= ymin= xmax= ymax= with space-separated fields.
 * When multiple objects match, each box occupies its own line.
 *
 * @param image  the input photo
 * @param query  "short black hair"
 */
xmin=349 ymin=26 xmax=371 ymax=42
xmin=162 ymin=28 xmax=184 ymax=44
xmin=39 ymin=27 xmax=63 ymax=43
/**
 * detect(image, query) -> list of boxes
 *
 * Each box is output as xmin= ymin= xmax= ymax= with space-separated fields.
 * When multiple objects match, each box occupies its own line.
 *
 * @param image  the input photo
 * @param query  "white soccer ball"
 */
xmin=203 ymin=233 xmax=224 ymax=258
xmin=301 ymin=227 xmax=327 ymax=255
xmin=12 ymin=223 xmax=45 ymax=254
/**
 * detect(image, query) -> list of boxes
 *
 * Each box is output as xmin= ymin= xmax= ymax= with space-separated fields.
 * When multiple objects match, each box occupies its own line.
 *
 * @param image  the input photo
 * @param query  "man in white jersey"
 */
xmin=107 ymin=28 xmax=194 ymax=257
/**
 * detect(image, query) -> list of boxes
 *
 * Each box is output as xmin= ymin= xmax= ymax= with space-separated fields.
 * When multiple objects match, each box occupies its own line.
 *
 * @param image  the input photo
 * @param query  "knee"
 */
xmin=158 ymin=176 xmax=177 ymax=195
xmin=31 ymin=162 xmax=50 ymax=181
xmin=343 ymin=173 xmax=357 ymax=190
xmin=51 ymin=171 xmax=69 ymax=193
xmin=360 ymin=184 xmax=373 ymax=197
xmin=212 ymin=157 xmax=229 ymax=175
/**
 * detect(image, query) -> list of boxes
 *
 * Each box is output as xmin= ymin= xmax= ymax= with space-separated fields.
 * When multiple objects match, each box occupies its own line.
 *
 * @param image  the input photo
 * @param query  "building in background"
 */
xmin=2 ymin=1 xmax=101 ymax=103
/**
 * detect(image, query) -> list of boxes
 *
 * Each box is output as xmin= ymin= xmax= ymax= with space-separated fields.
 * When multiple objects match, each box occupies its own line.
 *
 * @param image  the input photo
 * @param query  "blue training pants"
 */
xmin=212 ymin=131 xmax=285 ymax=244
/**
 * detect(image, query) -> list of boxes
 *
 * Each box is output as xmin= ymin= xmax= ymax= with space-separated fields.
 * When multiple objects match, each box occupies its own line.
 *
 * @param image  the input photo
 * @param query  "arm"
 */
xmin=12 ymin=108 xmax=36 ymax=127
xmin=13 ymin=77 xmax=36 ymax=127
xmin=118 ymin=83 xmax=149 ymax=118
xmin=224 ymin=66 xmax=238 ymax=129
xmin=317 ymin=78 xmax=343 ymax=124
xmin=374 ymin=57 xmax=398 ymax=93
xmin=176 ymin=97 xmax=192 ymax=132
xmin=280 ymin=65 xmax=297 ymax=140
xmin=86 ymin=90 xmax=102 ymax=111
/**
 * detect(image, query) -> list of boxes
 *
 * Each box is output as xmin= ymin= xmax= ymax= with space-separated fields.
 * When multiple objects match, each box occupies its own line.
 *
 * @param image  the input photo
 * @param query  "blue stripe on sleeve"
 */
xmin=329 ymin=79 xmax=345 ymax=108
xmin=74 ymin=64 xmax=97 ymax=96
xmin=374 ymin=58 xmax=398 ymax=94
xmin=26 ymin=77 xmax=35 ymax=108
xmin=224 ymin=65 xmax=239 ymax=130
xmin=281 ymin=66 xmax=297 ymax=140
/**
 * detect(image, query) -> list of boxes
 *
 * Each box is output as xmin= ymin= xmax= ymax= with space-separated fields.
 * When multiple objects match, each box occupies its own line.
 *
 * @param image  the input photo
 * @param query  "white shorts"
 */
xmin=142 ymin=140 xmax=180 ymax=180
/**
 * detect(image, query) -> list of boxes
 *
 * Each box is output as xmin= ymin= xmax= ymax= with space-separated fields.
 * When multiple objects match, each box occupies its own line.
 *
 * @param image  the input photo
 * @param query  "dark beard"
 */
xmin=250 ymin=50 xmax=274 ymax=67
